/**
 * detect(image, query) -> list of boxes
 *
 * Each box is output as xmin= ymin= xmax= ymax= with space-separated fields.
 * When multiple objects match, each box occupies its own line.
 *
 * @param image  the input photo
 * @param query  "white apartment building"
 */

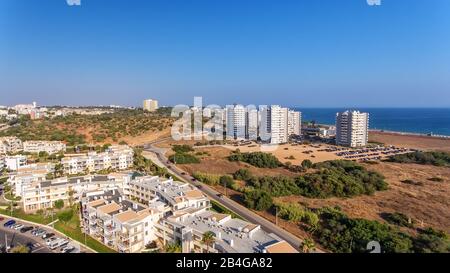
xmin=82 ymin=190 xmax=162 ymax=253
xmin=246 ymin=107 xmax=258 ymax=140
xmin=5 ymin=155 xmax=28 ymax=171
xmin=81 ymin=177 xmax=298 ymax=253
xmin=128 ymin=176 xmax=210 ymax=213
xmin=0 ymin=156 xmax=5 ymax=171
xmin=226 ymin=105 xmax=247 ymax=140
xmin=0 ymin=136 xmax=23 ymax=154
xmin=335 ymin=110 xmax=369 ymax=147
xmin=157 ymin=207 xmax=298 ymax=253
xmin=259 ymin=105 xmax=289 ymax=144
xmin=19 ymin=173 xmax=132 ymax=213
xmin=287 ymin=110 xmax=302 ymax=136
xmin=23 ymin=141 xmax=66 ymax=154
xmin=143 ymin=99 xmax=159 ymax=112
xmin=62 ymin=145 xmax=134 ymax=175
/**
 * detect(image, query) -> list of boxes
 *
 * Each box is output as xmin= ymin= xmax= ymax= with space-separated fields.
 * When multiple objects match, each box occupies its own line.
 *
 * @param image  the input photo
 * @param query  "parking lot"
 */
xmin=0 ymin=216 xmax=82 ymax=253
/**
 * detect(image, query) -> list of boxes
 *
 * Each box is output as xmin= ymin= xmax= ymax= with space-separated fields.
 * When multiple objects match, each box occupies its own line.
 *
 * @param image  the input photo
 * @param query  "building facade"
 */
xmin=0 ymin=137 xmax=23 ymax=154
xmin=335 ymin=110 xmax=369 ymax=147
xmin=23 ymin=141 xmax=66 ymax=154
xmin=143 ymin=99 xmax=159 ymax=112
xmin=62 ymin=145 xmax=134 ymax=175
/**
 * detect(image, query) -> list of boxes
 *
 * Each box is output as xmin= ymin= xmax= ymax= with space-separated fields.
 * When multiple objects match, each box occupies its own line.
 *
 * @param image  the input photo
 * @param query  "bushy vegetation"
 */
xmin=133 ymin=148 xmax=170 ymax=177
xmin=169 ymin=144 xmax=200 ymax=164
xmin=381 ymin=212 xmax=415 ymax=228
xmin=275 ymin=202 xmax=319 ymax=228
xmin=295 ymin=160 xmax=388 ymax=198
xmin=0 ymin=108 xmax=173 ymax=145
xmin=172 ymin=144 xmax=194 ymax=153
xmin=233 ymin=168 xmax=253 ymax=181
xmin=169 ymin=153 xmax=200 ymax=164
xmin=219 ymin=175 xmax=235 ymax=187
xmin=413 ymin=227 xmax=450 ymax=253
xmin=387 ymin=151 xmax=450 ymax=167
xmin=243 ymin=190 xmax=273 ymax=211
xmin=228 ymin=151 xmax=282 ymax=168
xmin=192 ymin=172 xmax=220 ymax=185
xmin=247 ymin=175 xmax=301 ymax=197
xmin=314 ymin=207 xmax=414 ymax=253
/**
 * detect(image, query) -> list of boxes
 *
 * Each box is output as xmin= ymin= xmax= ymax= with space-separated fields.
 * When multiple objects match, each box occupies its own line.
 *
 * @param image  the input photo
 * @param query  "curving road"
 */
xmin=142 ymin=138 xmax=310 ymax=252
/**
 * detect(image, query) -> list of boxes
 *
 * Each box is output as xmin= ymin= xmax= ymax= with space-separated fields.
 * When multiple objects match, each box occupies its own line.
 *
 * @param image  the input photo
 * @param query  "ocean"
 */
xmin=294 ymin=108 xmax=450 ymax=137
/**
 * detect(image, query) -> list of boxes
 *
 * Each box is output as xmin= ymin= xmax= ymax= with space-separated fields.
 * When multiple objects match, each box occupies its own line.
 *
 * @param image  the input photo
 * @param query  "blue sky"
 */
xmin=0 ymin=0 xmax=449 ymax=107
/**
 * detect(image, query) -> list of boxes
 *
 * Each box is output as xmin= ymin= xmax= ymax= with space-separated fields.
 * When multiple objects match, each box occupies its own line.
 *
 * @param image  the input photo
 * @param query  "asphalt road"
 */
xmin=143 ymin=139 xmax=306 ymax=251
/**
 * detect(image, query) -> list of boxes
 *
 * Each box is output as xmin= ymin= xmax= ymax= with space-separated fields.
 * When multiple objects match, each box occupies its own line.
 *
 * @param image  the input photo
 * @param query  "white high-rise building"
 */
xmin=259 ymin=105 xmax=289 ymax=144
xmin=287 ymin=110 xmax=301 ymax=136
xmin=335 ymin=110 xmax=369 ymax=147
xmin=226 ymin=105 xmax=246 ymax=139
xmin=246 ymin=107 xmax=258 ymax=140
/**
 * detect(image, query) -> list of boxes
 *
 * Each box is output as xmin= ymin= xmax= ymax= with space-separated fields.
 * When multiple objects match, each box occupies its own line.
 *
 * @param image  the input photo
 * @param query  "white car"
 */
xmin=61 ymin=245 xmax=75 ymax=253
xmin=46 ymin=237 xmax=59 ymax=246
xmin=13 ymin=224 xmax=24 ymax=230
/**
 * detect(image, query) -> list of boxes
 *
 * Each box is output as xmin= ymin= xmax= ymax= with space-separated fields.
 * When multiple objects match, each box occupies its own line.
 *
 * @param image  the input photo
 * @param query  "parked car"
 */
xmin=61 ymin=245 xmax=76 ymax=253
xmin=0 ymin=216 xmax=4 ymax=221
xmin=42 ymin=232 xmax=55 ymax=239
xmin=13 ymin=224 xmax=24 ymax=230
xmin=20 ymin=226 xmax=34 ymax=233
xmin=3 ymin=220 xmax=15 ymax=227
xmin=49 ymin=238 xmax=68 ymax=250
xmin=45 ymin=237 xmax=59 ymax=246
xmin=33 ymin=229 xmax=46 ymax=237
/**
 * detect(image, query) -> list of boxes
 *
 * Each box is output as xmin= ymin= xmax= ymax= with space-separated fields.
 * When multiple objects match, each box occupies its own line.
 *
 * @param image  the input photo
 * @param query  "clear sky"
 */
xmin=1 ymin=0 xmax=449 ymax=107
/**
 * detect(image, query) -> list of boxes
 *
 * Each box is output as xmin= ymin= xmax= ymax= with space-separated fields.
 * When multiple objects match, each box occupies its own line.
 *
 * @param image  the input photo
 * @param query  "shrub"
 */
xmin=172 ymin=145 xmax=194 ymax=153
xmin=413 ymin=228 xmax=450 ymax=253
xmin=228 ymin=152 xmax=282 ymax=168
xmin=219 ymin=175 xmax=235 ymax=187
xmin=233 ymin=169 xmax=253 ymax=181
xmin=192 ymin=172 xmax=220 ymax=185
xmin=387 ymin=151 xmax=450 ymax=167
xmin=381 ymin=212 xmax=415 ymax=228
xmin=168 ymin=153 xmax=200 ymax=164
xmin=243 ymin=190 xmax=273 ymax=211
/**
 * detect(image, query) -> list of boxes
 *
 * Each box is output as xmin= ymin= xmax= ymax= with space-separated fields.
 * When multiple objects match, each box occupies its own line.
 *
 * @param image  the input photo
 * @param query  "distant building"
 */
xmin=0 ymin=137 xmax=23 ymax=154
xmin=61 ymin=145 xmax=134 ymax=175
xmin=143 ymin=99 xmax=159 ymax=112
xmin=226 ymin=105 xmax=246 ymax=139
xmin=335 ymin=110 xmax=369 ymax=147
xmin=246 ymin=107 xmax=259 ymax=140
xmin=23 ymin=141 xmax=66 ymax=155
xmin=287 ymin=110 xmax=301 ymax=136
xmin=260 ymin=105 xmax=289 ymax=144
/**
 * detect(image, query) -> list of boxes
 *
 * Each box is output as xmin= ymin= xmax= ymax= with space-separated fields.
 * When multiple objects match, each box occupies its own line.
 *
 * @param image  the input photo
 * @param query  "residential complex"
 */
xmin=80 ymin=175 xmax=298 ymax=253
xmin=15 ymin=173 xmax=132 ymax=213
xmin=4 ymin=155 xmax=28 ymax=171
xmin=0 ymin=136 xmax=23 ymax=154
xmin=335 ymin=110 xmax=369 ymax=147
xmin=23 ymin=141 xmax=66 ymax=154
xmin=288 ymin=110 xmax=302 ymax=136
xmin=61 ymin=145 xmax=134 ymax=175
xmin=143 ymin=99 xmax=159 ymax=112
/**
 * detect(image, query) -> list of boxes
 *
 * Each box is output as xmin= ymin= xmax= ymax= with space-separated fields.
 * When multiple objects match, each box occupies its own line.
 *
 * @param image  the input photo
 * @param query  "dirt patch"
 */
xmin=369 ymin=131 xmax=450 ymax=152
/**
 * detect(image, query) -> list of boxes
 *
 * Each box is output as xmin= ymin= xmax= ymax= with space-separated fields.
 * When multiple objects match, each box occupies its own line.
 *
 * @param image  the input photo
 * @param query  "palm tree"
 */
xmin=300 ymin=238 xmax=316 ymax=253
xmin=201 ymin=231 xmax=216 ymax=253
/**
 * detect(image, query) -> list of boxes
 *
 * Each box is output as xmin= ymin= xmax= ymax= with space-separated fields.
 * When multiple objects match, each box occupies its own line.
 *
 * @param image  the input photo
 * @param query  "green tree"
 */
xmin=301 ymin=159 xmax=313 ymax=169
xmin=300 ymin=239 xmax=316 ymax=253
xmin=54 ymin=199 xmax=65 ymax=210
xmin=243 ymin=190 xmax=273 ymax=211
xmin=202 ymin=231 xmax=216 ymax=253
xmin=219 ymin=175 xmax=235 ymax=188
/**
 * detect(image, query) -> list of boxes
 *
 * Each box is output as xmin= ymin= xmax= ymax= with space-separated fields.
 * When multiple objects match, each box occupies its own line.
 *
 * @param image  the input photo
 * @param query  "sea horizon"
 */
xmin=293 ymin=107 xmax=450 ymax=137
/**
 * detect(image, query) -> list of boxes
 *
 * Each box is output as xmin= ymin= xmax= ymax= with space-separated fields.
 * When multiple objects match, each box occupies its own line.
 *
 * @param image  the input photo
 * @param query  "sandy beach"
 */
xmin=369 ymin=131 xmax=450 ymax=152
